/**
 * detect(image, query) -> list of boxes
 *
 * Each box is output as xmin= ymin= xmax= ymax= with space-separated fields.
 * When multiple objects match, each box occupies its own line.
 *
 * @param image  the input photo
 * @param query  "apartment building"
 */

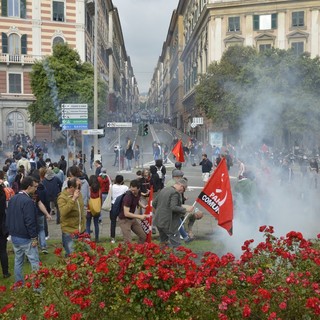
xmin=0 ymin=0 xmax=137 ymax=144
xmin=148 ymin=0 xmax=320 ymax=142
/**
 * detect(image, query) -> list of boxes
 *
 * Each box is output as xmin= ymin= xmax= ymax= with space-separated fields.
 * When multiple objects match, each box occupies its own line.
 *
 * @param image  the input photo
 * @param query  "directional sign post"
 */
xmin=61 ymin=104 xmax=89 ymax=168
xmin=61 ymin=104 xmax=88 ymax=130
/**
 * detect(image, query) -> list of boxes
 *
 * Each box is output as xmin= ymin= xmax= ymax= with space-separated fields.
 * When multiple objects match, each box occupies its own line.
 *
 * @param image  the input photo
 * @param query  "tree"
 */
xmin=28 ymin=43 xmax=107 ymax=128
xmin=195 ymin=45 xmax=257 ymax=132
xmin=195 ymin=46 xmax=320 ymax=147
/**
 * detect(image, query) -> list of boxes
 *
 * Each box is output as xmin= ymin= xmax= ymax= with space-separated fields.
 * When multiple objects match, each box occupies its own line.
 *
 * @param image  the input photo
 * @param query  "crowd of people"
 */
xmin=3 ymin=131 xmax=318 ymax=285
xmin=0 ymin=137 xmax=206 ymax=285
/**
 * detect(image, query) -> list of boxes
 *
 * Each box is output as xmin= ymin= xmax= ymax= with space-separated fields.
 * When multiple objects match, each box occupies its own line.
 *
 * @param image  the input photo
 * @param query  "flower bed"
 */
xmin=1 ymin=227 xmax=320 ymax=319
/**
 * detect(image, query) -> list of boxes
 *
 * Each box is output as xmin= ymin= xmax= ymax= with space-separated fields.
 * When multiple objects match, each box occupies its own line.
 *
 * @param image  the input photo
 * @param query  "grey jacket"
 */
xmin=153 ymin=186 xmax=186 ymax=234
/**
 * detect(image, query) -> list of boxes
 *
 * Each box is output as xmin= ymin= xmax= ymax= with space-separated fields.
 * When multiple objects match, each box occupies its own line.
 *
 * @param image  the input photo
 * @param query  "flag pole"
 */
xmin=178 ymin=200 xmax=197 ymax=231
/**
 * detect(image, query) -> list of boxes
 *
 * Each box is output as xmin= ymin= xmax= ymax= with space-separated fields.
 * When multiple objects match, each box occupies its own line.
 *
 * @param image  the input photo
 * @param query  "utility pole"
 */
xmin=93 ymin=0 xmax=98 ymax=156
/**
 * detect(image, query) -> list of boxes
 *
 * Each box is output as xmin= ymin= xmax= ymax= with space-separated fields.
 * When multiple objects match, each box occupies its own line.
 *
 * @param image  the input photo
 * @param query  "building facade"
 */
xmin=148 ymin=0 xmax=320 ymax=143
xmin=0 ymin=0 xmax=138 ymax=144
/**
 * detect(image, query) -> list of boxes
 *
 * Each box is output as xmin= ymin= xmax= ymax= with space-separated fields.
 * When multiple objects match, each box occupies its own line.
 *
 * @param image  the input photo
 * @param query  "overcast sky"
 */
xmin=112 ymin=0 xmax=179 ymax=94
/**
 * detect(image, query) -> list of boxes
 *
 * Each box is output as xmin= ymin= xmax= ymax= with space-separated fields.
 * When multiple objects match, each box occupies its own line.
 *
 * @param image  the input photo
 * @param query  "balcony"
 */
xmin=0 ymin=53 xmax=42 ymax=65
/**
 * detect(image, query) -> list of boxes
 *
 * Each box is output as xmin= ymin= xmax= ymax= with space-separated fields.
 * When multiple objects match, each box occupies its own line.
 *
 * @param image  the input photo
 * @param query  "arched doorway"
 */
xmin=6 ymin=111 xmax=26 ymax=137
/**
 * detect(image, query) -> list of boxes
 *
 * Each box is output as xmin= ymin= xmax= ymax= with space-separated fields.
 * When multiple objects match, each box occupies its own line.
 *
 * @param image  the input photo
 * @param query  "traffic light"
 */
xmin=143 ymin=124 xmax=149 ymax=136
xmin=98 ymin=124 xmax=105 ymax=139
xmin=138 ymin=123 xmax=143 ymax=136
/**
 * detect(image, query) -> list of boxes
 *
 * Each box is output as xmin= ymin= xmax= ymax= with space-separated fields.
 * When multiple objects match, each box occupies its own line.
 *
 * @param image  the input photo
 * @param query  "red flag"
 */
xmin=196 ymin=158 xmax=233 ymax=235
xmin=172 ymin=140 xmax=185 ymax=162
xmin=140 ymin=186 xmax=154 ymax=243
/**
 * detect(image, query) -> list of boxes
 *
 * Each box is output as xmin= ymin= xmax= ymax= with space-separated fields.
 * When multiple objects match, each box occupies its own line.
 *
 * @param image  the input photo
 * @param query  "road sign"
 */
xmin=192 ymin=117 xmax=203 ymax=125
xmin=62 ymin=119 xmax=88 ymax=124
xmin=62 ymin=114 xmax=88 ymax=119
xmin=61 ymin=104 xmax=88 ymax=109
xmin=62 ymin=124 xmax=88 ymax=130
xmin=82 ymin=129 xmax=104 ymax=135
xmin=61 ymin=104 xmax=88 ymax=129
xmin=106 ymin=122 xmax=133 ymax=128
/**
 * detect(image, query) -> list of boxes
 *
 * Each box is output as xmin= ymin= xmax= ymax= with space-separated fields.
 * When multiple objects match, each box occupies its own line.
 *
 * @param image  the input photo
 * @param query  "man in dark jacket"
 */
xmin=6 ymin=176 xmax=40 ymax=284
xmin=42 ymin=168 xmax=62 ymax=224
xmin=199 ymin=153 xmax=213 ymax=183
xmin=57 ymin=155 xmax=67 ymax=175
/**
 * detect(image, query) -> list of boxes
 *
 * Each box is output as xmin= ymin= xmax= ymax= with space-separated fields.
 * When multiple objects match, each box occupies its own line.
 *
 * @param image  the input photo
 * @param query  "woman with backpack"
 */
xmin=86 ymin=175 xmax=101 ymax=242
xmin=109 ymin=175 xmax=128 ymax=244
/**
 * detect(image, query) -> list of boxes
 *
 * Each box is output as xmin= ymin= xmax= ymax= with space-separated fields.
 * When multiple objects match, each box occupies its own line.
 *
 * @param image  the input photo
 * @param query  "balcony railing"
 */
xmin=0 ymin=53 xmax=43 ymax=64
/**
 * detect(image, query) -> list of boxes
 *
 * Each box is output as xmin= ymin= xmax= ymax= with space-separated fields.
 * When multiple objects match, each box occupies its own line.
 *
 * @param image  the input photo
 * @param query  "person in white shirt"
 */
xmin=110 ymin=175 xmax=128 ymax=243
xmin=17 ymin=152 xmax=31 ymax=175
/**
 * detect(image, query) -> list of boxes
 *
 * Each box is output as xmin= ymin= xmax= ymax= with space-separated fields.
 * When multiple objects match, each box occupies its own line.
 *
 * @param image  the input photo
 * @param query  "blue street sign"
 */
xmin=62 ymin=124 xmax=88 ymax=130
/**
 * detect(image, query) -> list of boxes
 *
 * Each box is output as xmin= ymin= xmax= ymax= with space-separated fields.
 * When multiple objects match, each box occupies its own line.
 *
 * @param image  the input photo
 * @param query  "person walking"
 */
xmin=153 ymin=178 xmax=194 ymax=248
xmin=42 ymin=168 xmax=62 ymax=223
xmin=90 ymin=146 xmax=94 ymax=170
xmin=6 ymin=176 xmax=40 ymax=284
xmin=134 ymin=145 xmax=140 ymax=168
xmin=199 ymin=153 xmax=213 ymax=183
xmin=86 ymin=175 xmax=101 ymax=242
xmin=57 ymin=155 xmax=67 ymax=176
xmin=57 ymin=177 xmax=85 ymax=256
xmin=0 ymin=182 xmax=10 ymax=278
xmin=125 ymin=144 xmax=134 ymax=171
xmin=118 ymin=179 xmax=148 ymax=244
xmin=109 ymin=175 xmax=128 ymax=244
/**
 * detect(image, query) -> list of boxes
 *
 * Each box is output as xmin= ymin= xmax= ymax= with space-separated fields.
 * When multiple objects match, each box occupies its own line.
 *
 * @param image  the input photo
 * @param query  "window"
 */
xmin=9 ymin=73 xmax=22 ymax=93
xmin=2 ymin=33 xmax=26 ymax=55
xmin=1 ymin=0 xmax=26 ymax=18
xmin=52 ymin=36 xmax=64 ymax=47
xmin=8 ymin=33 xmax=20 ymax=55
xmin=253 ymin=14 xmax=277 ymax=30
xmin=259 ymin=44 xmax=272 ymax=52
xmin=292 ymin=11 xmax=304 ymax=27
xmin=291 ymin=42 xmax=304 ymax=55
xmin=228 ymin=16 xmax=240 ymax=32
xmin=53 ymin=1 xmax=64 ymax=22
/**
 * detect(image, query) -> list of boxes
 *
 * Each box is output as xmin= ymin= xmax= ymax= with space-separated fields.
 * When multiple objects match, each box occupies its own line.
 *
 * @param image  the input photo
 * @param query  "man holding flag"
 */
xmin=153 ymin=178 xmax=194 ymax=248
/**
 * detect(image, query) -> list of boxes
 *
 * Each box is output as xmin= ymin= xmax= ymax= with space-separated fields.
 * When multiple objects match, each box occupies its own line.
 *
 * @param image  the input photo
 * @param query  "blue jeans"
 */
xmin=37 ymin=215 xmax=46 ymax=249
xmin=126 ymin=159 xmax=132 ymax=170
xmin=62 ymin=233 xmax=76 ymax=256
xmin=179 ymin=219 xmax=188 ymax=239
xmin=86 ymin=214 xmax=100 ymax=241
xmin=12 ymin=239 xmax=39 ymax=283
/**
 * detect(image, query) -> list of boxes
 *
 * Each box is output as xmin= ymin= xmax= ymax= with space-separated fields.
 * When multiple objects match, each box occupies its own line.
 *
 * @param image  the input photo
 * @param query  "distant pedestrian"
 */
xmin=90 ymin=146 xmax=94 ymax=170
xmin=134 ymin=145 xmax=140 ymax=168
xmin=57 ymin=155 xmax=67 ymax=176
xmin=199 ymin=153 xmax=213 ymax=183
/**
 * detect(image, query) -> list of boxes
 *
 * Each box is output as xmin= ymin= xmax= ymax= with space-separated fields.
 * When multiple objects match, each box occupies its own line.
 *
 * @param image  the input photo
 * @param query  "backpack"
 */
xmin=110 ymin=191 xmax=128 ymax=218
xmin=88 ymin=197 xmax=102 ymax=217
xmin=156 ymin=166 xmax=164 ymax=180
xmin=4 ymin=187 xmax=15 ymax=207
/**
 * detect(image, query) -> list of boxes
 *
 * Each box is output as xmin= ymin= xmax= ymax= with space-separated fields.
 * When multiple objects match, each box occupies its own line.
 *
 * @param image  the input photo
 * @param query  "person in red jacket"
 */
xmin=97 ymin=168 xmax=111 ymax=223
